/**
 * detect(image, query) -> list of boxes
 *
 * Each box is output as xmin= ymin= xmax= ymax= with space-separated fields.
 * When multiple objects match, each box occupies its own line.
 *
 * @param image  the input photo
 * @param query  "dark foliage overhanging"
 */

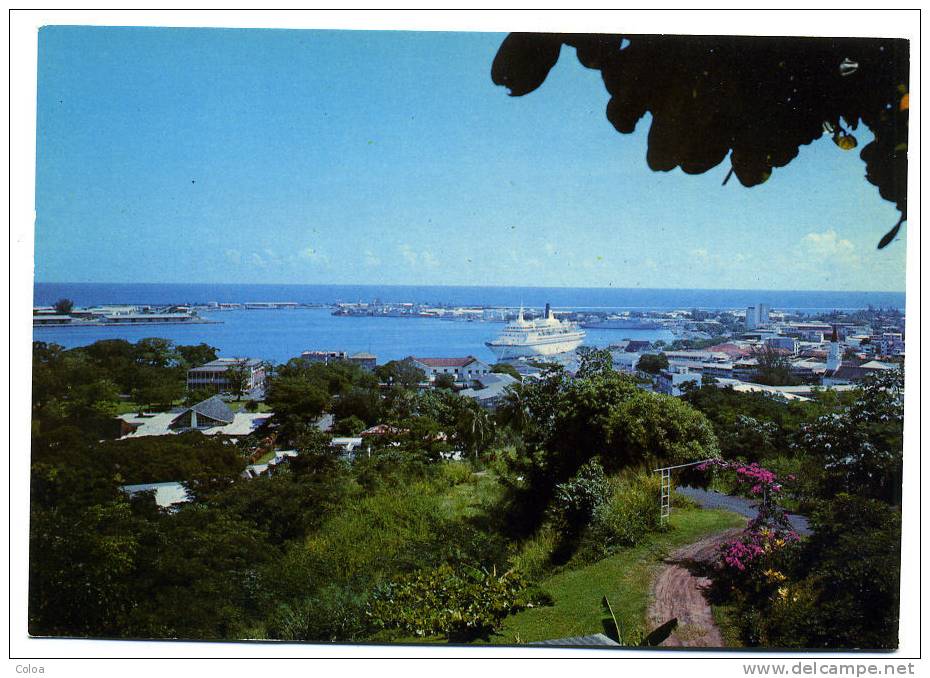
xmin=492 ymin=33 xmax=908 ymax=248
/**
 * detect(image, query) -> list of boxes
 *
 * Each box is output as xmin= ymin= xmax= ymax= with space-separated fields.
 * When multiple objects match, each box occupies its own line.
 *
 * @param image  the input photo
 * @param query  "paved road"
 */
xmin=676 ymin=485 xmax=811 ymax=536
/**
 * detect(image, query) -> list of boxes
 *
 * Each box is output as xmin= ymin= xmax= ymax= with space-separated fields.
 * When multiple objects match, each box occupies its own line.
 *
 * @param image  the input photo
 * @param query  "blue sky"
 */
xmin=35 ymin=26 xmax=906 ymax=291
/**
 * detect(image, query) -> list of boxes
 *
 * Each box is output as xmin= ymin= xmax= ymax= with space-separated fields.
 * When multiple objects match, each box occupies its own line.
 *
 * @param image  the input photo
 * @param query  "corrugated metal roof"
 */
xmin=411 ymin=356 xmax=480 ymax=368
xmin=531 ymin=634 xmax=620 ymax=647
xmin=192 ymin=395 xmax=235 ymax=423
xmin=189 ymin=358 xmax=262 ymax=372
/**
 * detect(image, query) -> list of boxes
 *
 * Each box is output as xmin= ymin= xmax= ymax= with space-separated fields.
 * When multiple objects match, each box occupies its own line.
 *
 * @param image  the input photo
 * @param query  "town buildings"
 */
xmin=744 ymin=304 xmax=771 ymax=330
xmin=301 ymin=350 xmax=378 ymax=370
xmin=408 ymin=356 xmax=491 ymax=383
xmin=118 ymin=395 xmax=273 ymax=438
xmin=459 ymin=372 xmax=520 ymax=409
xmin=186 ymin=358 xmax=266 ymax=395
xmin=302 ymin=350 xmax=348 ymax=364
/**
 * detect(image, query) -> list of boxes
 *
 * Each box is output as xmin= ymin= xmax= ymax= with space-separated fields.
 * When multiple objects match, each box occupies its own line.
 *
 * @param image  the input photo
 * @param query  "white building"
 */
xmin=656 ymin=364 xmax=702 ymax=396
xmin=120 ymin=482 xmax=190 ymax=509
xmin=745 ymin=304 xmax=772 ymax=330
xmin=187 ymin=358 xmax=266 ymax=394
xmin=826 ymin=326 xmax=842 ymax=372
xmin=408 ymin=356 xmax=491 ymax=383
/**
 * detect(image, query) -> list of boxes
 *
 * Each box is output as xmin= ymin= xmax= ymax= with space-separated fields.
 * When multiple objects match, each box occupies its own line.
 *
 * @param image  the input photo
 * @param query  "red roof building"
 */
xmin=705 ymin=343 xmax=754 ymax=359
xmin=408 ymin=356 xmax=491 ymax=382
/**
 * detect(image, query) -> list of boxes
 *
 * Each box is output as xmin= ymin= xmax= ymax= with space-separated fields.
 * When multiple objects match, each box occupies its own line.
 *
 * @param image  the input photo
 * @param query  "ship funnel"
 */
xmin=545 ymin=303 xmax=551 ymax=319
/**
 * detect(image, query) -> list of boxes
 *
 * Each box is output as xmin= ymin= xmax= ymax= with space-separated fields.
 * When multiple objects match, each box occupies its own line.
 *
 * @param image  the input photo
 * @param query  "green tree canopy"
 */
xmin=375 ymin=359 xmax=426 ymax=388
xmin=604 ymin=389 xmax=720 ymax=470
xmin=637 ymin=352 xmax=669 ymax=375
xmin=53 ymin=298 xmax=74 ymax=315
xmin=490 ymin=362 xmax=521 ymax=380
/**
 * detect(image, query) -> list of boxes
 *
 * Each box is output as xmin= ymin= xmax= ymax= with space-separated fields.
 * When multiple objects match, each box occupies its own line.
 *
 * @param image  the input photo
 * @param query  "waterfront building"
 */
xmin=102 ymin=312 xmax=199 ymax=324
xmin=348 ymin=352 xmax=377 ymax=370
xmin=244 ymin=302 xmax=299 ymax=309
xmin=32 ymin=314 xmax=72 ymax=326
xmin=302 ymin=350 xmax=349 ymax=364
xmin=186 ymin=358 xmax=266 ymax=394
xmin=409 ymin=356 xmax=491 ymax=382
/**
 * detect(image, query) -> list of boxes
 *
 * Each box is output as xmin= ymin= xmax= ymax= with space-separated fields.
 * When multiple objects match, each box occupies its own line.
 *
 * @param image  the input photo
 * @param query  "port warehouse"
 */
xmin=33 ymin=312 xmax=202 ymax=325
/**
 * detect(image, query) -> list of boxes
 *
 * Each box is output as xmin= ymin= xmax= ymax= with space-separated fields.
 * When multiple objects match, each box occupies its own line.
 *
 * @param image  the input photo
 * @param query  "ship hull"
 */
xmin=485 ymin=336 xmax=584 ymax=361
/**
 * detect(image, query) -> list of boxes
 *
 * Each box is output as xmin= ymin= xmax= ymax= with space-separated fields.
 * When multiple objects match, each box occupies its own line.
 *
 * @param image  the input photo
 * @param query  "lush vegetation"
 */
xmin=495 ymin=508 xmax=745 ymax=645
xmin=28 ymin=340 xmax=904 ymax=648
xmin=684 ymin=369 xmax=904 ymax=648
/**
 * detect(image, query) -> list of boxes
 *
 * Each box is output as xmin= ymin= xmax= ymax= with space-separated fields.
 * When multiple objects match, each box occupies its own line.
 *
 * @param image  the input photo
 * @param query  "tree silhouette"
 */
xmin=492 ymin=33 xmax=908 ymax=247
xmin=53 ymin=298 xmax=74 ymax=315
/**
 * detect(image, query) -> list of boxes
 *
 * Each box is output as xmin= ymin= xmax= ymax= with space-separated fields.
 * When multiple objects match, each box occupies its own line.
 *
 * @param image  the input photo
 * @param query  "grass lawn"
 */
xmin=114 ymin=401 xmax=144 ymax=415
xmin=253 ymin=449 xmax=277 ymax=465
xmin=227 ymin=400 xmax=272 ymax=413
xmin=711 ymin=602 xmax=745 ymax=648
xmin=486 ymin=508 xmax=746 ymax=646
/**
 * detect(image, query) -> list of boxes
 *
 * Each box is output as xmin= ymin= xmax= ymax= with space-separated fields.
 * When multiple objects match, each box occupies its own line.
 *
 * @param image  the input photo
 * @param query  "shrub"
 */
xmin=332 ymin=415 xmax=366 ymax=436
xmin=436 ymin=460 xmax=474 ymax=488
xmin=244 ymin=399 xmax=260 ymax=413
xmin=368 ymin=563 xmax=537 ymax=640
xmin=580 ymin=471 xmax=662 ymax=558
xmin=352 ymin=448 xmax=431 ymax=492
xmin=298 ymin=482 xmax=450 ymax=588
xmin=552 ymin=458 xmax=611 ymax=531
xmin=266 ymin=584 xmax=370 ymax=642
xmin=508 ymin=526 xmax=559 ymax=580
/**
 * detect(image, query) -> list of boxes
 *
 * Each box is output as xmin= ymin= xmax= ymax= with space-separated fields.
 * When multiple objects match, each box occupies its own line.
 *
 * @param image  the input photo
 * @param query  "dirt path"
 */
xmin=647 ymin=528 xmax=744 ymax=648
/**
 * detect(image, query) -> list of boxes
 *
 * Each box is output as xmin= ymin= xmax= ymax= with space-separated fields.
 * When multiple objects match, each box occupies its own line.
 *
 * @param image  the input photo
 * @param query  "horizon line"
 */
xmin=33 ymin=281 xmax=908 ymax=295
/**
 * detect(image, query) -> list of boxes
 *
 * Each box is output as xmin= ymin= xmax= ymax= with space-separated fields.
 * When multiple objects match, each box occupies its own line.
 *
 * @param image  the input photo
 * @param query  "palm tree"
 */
xmin=497 ymin=383 xmax=530 ymax=435
xmin=456 ymin=399 xmax=493 ymax=460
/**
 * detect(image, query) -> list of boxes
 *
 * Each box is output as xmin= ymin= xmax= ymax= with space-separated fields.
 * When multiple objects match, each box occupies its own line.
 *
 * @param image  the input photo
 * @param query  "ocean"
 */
xmin=32 ymin=283 xmax=905 ymax=365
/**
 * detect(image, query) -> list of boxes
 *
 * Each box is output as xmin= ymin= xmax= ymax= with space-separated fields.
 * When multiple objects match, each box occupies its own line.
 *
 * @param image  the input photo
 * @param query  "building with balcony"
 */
xmin=186 ymin=358 xmax=265 ymax=395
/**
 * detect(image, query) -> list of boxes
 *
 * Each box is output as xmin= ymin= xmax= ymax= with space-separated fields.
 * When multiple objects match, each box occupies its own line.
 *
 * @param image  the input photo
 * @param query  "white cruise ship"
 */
xmin=485 ymin=304 xmax=585 ymax=360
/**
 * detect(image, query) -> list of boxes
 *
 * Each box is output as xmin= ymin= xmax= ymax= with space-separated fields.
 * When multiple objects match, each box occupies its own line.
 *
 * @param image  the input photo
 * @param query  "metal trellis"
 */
xmin=660 ymin=467 xmax=672 ymax=523
xmin=653 ymin=459 xmax=718 ymax=526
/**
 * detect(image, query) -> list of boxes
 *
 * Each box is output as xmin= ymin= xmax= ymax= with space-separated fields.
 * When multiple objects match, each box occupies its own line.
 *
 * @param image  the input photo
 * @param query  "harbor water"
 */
xmin=32 ymin=283 xmax=905 ymax=365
